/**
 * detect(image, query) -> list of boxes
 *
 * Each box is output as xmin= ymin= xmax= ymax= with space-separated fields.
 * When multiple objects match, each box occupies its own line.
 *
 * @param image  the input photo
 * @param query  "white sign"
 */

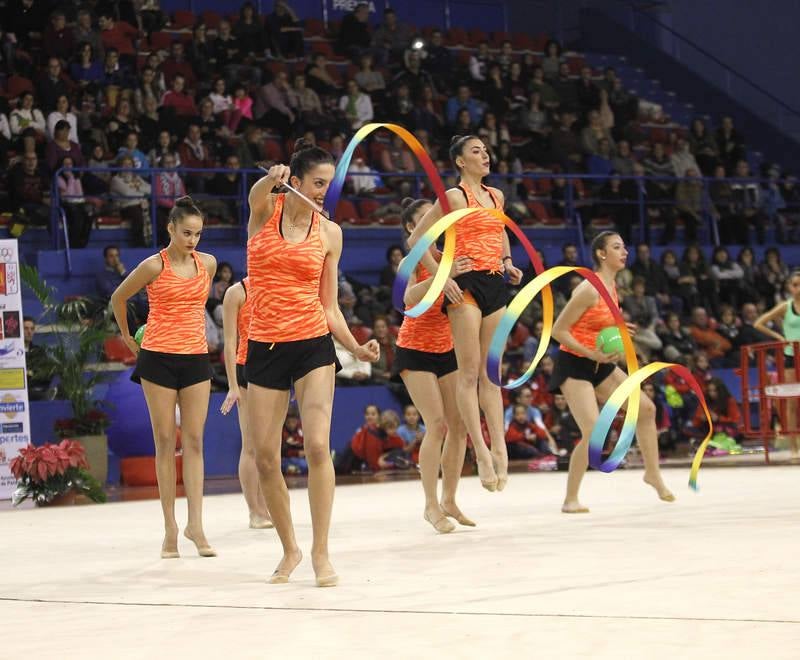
xmin=0 ymin=240 xmax=31 ymax=499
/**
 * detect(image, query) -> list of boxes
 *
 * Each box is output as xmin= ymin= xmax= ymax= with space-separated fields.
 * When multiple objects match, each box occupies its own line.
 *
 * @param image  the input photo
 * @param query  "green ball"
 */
xmin=596 ymin=326 xmax=623 ymax=354
xmin=134 ymin=324 xmax=146 ymax=346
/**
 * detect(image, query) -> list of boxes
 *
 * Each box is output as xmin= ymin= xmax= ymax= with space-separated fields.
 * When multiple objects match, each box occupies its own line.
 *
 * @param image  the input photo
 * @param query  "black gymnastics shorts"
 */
xmin=236 ymin=363 xmax=248 ymax=389
xmin=247 ymin=333 xmax=341 ymax=391
xmin=548 ymin=349 xmax=616 ymax=394
xmin=444 ymin=270 xmax=509 ymax=317
xmin=131 ymin=349 xmax=213 ymax=390
xmin=394 ymin=346 xmax=458 ymax=379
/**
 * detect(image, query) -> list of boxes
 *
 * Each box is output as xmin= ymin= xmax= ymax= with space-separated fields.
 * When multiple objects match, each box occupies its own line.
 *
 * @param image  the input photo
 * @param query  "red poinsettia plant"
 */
xmin=9 ymin=440 xmax=106 ymax=506
xmin=54 ymin=409 xmax=111 ymax=438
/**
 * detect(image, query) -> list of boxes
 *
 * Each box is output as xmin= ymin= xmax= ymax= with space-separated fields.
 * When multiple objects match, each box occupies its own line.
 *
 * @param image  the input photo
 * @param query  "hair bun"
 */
xmin=292 ymin=137 xmax=315 ymax=155
xmin=400 ymin=197 xmax=416 ymax=210
xmin=450 ymin=135 xmax=464 ymax=147
xmin=174 ymin=195 xmax=195 ymax=208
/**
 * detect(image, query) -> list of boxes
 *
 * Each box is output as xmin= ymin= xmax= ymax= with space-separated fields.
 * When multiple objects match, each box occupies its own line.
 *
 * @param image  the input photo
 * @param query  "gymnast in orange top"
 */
xmin=110 ymin=196 xmax=218 ymax=560
xmin=407 ymin=135 xmax=523 ymax=493
xmin=551 ymin=231 xmax=674 ymax=513
xmin=245 ymin=139 xmax=379 ymax=587
xmin=395 ymin=198 xmax=474 ymax=533
xmin=219 ymin=277 xmax=272 ymax=530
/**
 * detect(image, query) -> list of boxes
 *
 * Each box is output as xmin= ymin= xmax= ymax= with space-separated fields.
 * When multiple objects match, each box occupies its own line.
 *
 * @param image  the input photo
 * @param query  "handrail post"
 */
xmin=637 ymin=174 xmax=645 ymax=244
xmin=150 ymin=169 xmax=158 ymax=248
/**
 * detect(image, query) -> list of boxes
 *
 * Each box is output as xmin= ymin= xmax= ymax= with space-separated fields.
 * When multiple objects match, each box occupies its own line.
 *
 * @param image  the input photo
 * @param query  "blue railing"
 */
xmin=51 ymin=167 xmax=792 ymax=272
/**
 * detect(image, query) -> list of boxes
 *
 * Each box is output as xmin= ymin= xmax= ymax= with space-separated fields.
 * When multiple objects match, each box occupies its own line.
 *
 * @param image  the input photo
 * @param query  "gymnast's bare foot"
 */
xmin=161 ymin=525 xmax=180 ymax=558
xmin=440 ymin=500 xmax=476 ymax=526
xmin=269 ymin=548 xmax=303 ymax=584
xmin=249 ymin=514 xmax=274 ymax=529
xmin=643 ymin=473 xmax=675 ymax=502
xmin=311 ymin=553 xmax=338 ymax=587
xmin=492 ymin=449 xmax=509 ymax=491
xmin=561 ymin=499 xmax=590 ymax=514
xmin=184 ymin=527 xmax=217 ymax=557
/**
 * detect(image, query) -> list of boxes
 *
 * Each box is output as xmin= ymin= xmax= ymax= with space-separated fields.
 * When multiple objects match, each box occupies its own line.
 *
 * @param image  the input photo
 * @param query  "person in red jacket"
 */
xmin=505 ymin=404 xmax=548 ymax=459
xmin=162 ymin=74 xmax=198 ymax=118
xmin=349 ymin=404 xmax=404 ymax=471
xmin=98 ymin=10 xmax=138 ymax=60
xmin=691 ymin=378 xmax=742 ymax=439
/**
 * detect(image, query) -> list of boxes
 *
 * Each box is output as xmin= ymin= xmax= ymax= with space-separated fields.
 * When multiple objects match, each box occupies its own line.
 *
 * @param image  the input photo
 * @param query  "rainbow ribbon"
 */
xmin=325 ymin=123 xmax=714 ymax=490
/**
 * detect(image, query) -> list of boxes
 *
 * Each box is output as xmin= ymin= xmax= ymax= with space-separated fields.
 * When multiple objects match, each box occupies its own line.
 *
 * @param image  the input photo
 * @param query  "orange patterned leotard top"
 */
xmin=560 ymin=284 xmax=619 ymax=356
xmin=396 ymin=261 xmax=453 ymax=354
xmin=247 ymin=194 xmax=329 ymax=343
xmin=142 ymin=249 xmax=210 ymax=354
xmin=235 ymin=277 xmax=252 ymax=366
xmin=455 ymin=183 xmax=504 ymax=272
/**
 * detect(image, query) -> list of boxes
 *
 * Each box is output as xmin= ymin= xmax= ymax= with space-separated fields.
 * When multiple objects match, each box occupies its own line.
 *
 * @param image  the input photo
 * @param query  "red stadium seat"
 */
xmin=263 ymin=138 xmax=285 ymax=162
xmin=104 ymin=336 xmax=137 ymax=365
xmin=201 ymin=11 xmax=221 ymax=29
xmin=172 ymin=10 xmax=195 ymax=30
xmin=6 ymin=75 xmax=34 ymax=99
xmin=149 ymin=32 xmax=173 ymax=52
xmin=358 ymin=199 xmax=380 ymax=219
xmin=311 ymin=41 xmax=335 ymax=58
xmin=345 ymin=216 xmax=374 ymax=226
xmin=447 ymin=27 xmax=467 ymax=47
xmin=350 ymin=325 xmax=372 ymax=344
xmin=305 ymin=18 xmax=325 ymax=38
xmin=526 ymin=201 xmax=551 ymax=223
xmin=96 ymin=215 xmax=123 ymax=227
xmin=468 ymin=28 xmax=487 ymax=46
xmin=335 ymin=199 xmax=359 ymax=223
xmin=378 ymin=215 xmax=401 ymax=226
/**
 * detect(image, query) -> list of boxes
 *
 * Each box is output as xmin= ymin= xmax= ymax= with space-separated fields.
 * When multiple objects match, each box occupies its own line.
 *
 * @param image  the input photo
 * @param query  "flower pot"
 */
xmin=37 ymin=490 xmax=77 ymax=507
xmin=73 ymin=434 xmax=108 ymax=485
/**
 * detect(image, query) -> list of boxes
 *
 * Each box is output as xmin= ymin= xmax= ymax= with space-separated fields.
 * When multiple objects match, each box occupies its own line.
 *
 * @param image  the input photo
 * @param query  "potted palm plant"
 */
xmin=20 ymin=264 xmax=114 ymax=484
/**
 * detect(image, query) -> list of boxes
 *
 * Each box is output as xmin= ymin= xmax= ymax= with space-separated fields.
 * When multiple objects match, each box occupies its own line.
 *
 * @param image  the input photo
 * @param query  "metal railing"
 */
xmin=50 ymin=166 xmax=795 ymax=272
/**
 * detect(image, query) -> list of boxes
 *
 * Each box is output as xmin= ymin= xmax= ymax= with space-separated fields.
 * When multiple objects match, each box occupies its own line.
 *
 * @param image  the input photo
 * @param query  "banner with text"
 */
xmin=0 ymin=240 xmax=31 ymax=499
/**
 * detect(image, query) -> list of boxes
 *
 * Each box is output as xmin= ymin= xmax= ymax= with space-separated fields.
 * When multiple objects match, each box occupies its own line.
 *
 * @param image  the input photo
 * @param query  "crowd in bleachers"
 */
xmin=3 ymin=1 xmax=797 ymax=472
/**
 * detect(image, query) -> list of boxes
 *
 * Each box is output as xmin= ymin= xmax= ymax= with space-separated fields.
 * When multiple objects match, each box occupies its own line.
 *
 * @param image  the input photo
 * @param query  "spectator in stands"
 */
xmin=211 ymin=20 xmax=248 ymax=84
xmin=148 ymin=129 xmax=180 ymax=167
xmin=660 ymin=249 xmax=683 ymax=303
xmin=551 ymin=110 xmax=582 ymax=171
xmin=423 ymin=30 xmax=453 ymax=92
xmin=734 ymin=247 xmax=760 ymax=305
xmin=254 ymin=70 xmax=297 ymax=136
xmin=56 ymin=156 xmax=92 ymax=248
xmin=688 ymin=118 xmax=719 ymax=175
xmin=179 ymin=123 xmax=213 ymax=192
xmin=110 ymin=154 xmax=151 ymax=246
xmin=339 ymin=80 xmax=373 ymax=131
xmin=45 ymin=119 xmax=83 ymax=174
xmin=630 ymin=243 xmax=671 ymax=310
xmin=608 ymin=139 xmax=634 ymax=175
xmin=412 ymin=85 xmax=444 ymax=137
xmin=0 ymin=107 xmax=10 ymax=167
xmin=280 ymin=409 xmax=306 ymax=475
xmin=658 ymin=312 xmax=697 ymax=362
xmin=232 ymin=85 xmax=254 ymax=126
xmin=643 ymin=141 xmax=675 ymax=185
xmin=477 ymin=112 xmax=509 ymax=153
xmin=154 ymin=152 xmax=186 ymax=244
xmin=716 ymin=115 xmax=745 ymax=172
xmin=36 ymin=57 xmax=69 ymax=114
xmin=738 ymin=302 xmax=772 ymax=346
xmin=195 ymin=98 xmax=226 ymax=156
xmin=575 ymin=66 xmax=600 ymax=113
xmin=503 ymin=386 xmax=559 ymax=453
xmin=100 ymin=47 xmax=132 ymax=91
xmin=381 ymin=134 xmax=415 ymax=196
xmin=160 ymin=41 xmax=196 ymax=91
xmin=46 ymin=94 xmax=78 ymax=143
xmin=73 ymin=9 xmax=104 ymax=62
xmin=116 ymin=130 xmax=150 ymax=169
xmin=43 ymin=10 xmax=73 ymax=63
xmin=468 ymin=41 xmax=492 ymax=82
xmin=355 ymin=53 xmax=386 ymax=97
xmin=622 ymin=276 xmax=663 ymax=360
xmin=689 ymin=306 xmax=732 ymax=366
xmin=681 ymin=244 xmax=718 ymax=312
xmin=545 ymin=392 xmax=580 ymax=453
xmin=138 ymin=0 xmax=166 ymax=36
xmin=207 ymin=261 xmax=234 ymax=326
xmin=398 ymin=404 xmax=425 ymax=454
xmin=83 ymin=142 xmax=111 ymax=195
xmin=342 ymin=404 xmax=385 ymax=472
xmin=205 ymin=154 xmax=243 ymax=224
xmin=446 ymin=84 xmax=483 ymax=126
xmin=481 ymin=63 xmax=508 ymax=117
xmin=691 ymin=378 xmax=742 ymax=442
xmin=336 ymin=2 xmax=371 ymax=61
xmin=541 ymin=39 xmax=564 ymax=81
xmin=104 ymin=97 xmax=135 ymax=153
xmin=710 ymin=163 xmax=738 ymax=244
xmin=758 ymin=247 xmax=789 ymax=306
xmin=305 ymin=53 xmax=340 ymax=97
xmin=98 ymin=10 xmax=138 ymax=65
xmin=8 ymin=152 xmax=49 ymax=227
xmin=187 ymin=24 xmax=214 ymax=84
xmin=671 ymin=168 xmax=703 ymax=244
xmin=371 ymin=8 xmax=411 ymax=65
xmin=371 ymin=316 xmax=396 ymax=383
xmin=161 ymin=73 xmax=197 ymax=118
xmin=730 ymin=159 xmax=765 ymax=244
xmin=288 ymin=73 xmax=324 ymax=133
xmin=209 ymin=78 xmax=242 ymax=133
xmin=671 ymin=138 xmax=700 ymax=178
xmin=505 ymin=404 xmax=549 ymax=459
xmin=379 ymin=244 xmax=404 ymax=289
xmin=70 ymin=42 xmax=103 ymax=89
xmin=710 ymin=246 xmax=745 ymax=309
xmin=393 ymin=50 xmax=436 ymax=100
xmin=388 ymin=82 xmax=415 ymax=126
xmin=235 ymin=124 xmax=268 ymax=169
xmin=716 ymin=304 xmax=741 ymax=355
xmin=9 ymin=92 xmax=45 ymax=151
xmin=554 ymin=61 xmax=578 ymax=110
xmin=23 ymin=316 xmax=52 ymax=400
xmin=96 ymin=245 xmax=147 ymax=322
xmin=234 ymin=1 xmax=265 ymax=58
xmin=528 ymin=66 xmax=559 ymax=110
xmin=587 ymin=137 xmax=613 ymax=177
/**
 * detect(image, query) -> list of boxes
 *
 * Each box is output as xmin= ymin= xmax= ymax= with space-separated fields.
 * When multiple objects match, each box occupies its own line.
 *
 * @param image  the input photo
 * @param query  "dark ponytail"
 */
xmin=168 ymin=195 xmax=204 ymax=225
xmin=449 ymin=134 xmax=481 ymax=171
xmin=400 ymin=196 xmax=430 ymax=237
xmin=289 ymin=137 xmax=334 ymax=181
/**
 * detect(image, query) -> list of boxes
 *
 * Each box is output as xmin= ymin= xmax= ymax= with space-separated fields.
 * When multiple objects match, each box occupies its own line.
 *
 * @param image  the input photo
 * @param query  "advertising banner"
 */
xmin=0 ymin=240 xmax=31 ymax=499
